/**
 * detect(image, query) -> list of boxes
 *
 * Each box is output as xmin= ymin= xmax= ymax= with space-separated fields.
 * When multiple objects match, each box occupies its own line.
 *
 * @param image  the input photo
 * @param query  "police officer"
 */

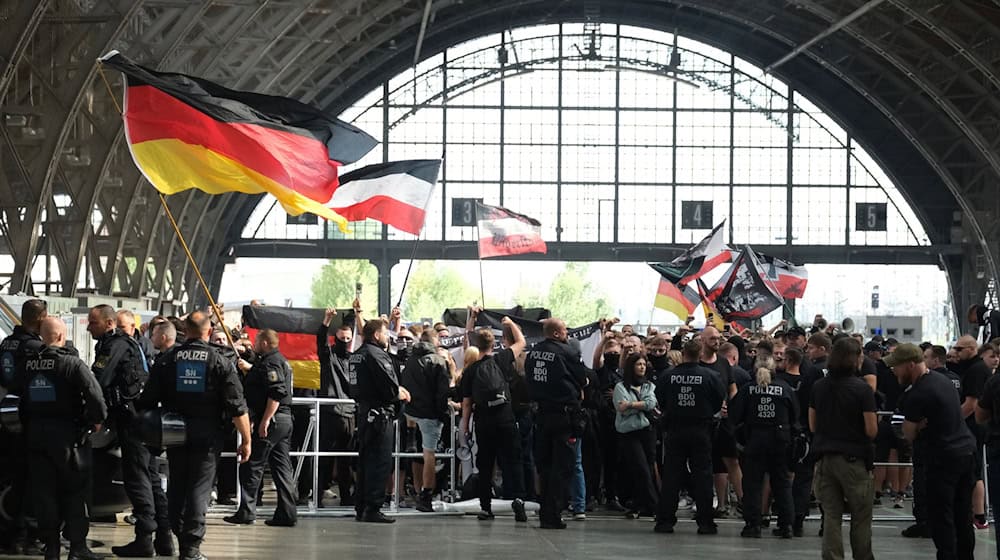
xmin=86 ymin=304 xmax=163 ymax=557
xmin=351 ymin=318 xmax=410 ymax=523
xmin=137 ymin=311 xmax=251 ymax=560
xmin=525 ymin=318 xmax=589 ymax=530
xmin=0 ymin=298 xmax=46 ymax=554
xmin=654 ymin=339 xmax=726 ymax=535
xmin=224 ymin=329 xmax=297 ymax=527
xmin=731 ymin=355 xmax=799 ymax=538
xmin=891 ymin=343 xmax=977 ymax=560
xmin=14 ymin=317 xmax=106 ymax=560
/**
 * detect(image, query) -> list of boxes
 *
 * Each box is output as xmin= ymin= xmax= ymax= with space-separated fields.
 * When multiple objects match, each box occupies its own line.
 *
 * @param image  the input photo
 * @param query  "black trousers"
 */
xmin=27 ymin=438 xmax=90 ymax=547
xmin=792 ymin=453 xmax=816 ymax=528
xmin=581 ymin=411 xmax=602 ymax=503
xmin=534 ymin=411 xmax=576 ymax=525
xmin=742 ymin=429 xmax=793 ymax=529
xmin=658 ymin=423 xmax=714 ymax=528
xmin=475 ymin=419 xmax=525 ymax=512
xmin=598 ymin=413 xmax=620 ymax=501
xmin=145 ymin=449 xmax=169 ymax=532
xmin=912 ymin=453 xmax=927 ymax=525
xmin=356 ymin=413 xmax=394 ymax=515
xmin=925 ymin=453 xmax=975 ymax=560
xmin=504 ymin=408 xmax=535 ymax=499
xmin=118 ymin=420 xmax=158 ymax=536
xmin=1 ymin=432 xmax=29 ymax=548
xmin=302 ymin=411 xmax=355 ymax=501
xmin=166 ymin=436 xmax=219 ymax=557
xmin=236 ymin=414 xmax=297 ymax=523
xmin=619 ymin=427 xmax=657 ymax=513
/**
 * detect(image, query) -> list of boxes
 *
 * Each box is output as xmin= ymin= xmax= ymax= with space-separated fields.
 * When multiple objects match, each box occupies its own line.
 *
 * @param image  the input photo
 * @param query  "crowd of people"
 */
xmin=2 ymin=296 xmax=1000 ymax=560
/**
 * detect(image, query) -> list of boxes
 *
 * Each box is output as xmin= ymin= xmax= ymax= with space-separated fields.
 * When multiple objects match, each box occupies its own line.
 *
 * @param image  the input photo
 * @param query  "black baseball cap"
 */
xmin=864 ymin=341 xmax=883 ymax=353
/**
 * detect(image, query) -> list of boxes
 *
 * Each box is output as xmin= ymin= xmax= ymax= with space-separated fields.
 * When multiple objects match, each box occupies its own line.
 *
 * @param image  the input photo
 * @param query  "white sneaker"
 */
xmin=573 ymin=512 xmax=586 ymax=521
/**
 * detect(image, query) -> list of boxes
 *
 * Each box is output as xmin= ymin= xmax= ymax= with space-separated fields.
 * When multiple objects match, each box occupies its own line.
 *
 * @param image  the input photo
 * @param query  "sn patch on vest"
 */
xmin=29 ymin=374 xmax=56 ymax=402
xmin=177 ymin=360 xmax=207 ymax=393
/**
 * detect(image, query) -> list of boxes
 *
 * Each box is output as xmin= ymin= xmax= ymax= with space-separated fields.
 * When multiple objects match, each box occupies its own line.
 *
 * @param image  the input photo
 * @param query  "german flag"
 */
xmin=652 ymin=276 xmax=701 ymax=322
xmin=99 ymin=51 xmax=377 ymax=231
xmin=242 ymin=305 xmax=356 ymax=390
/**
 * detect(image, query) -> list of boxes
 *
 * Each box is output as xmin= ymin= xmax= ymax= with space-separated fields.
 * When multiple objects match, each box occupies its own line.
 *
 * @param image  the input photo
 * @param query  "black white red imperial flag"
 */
xmin=475 ymin=202 xmax=548 ymax=259
xmin=328 ymin=159 xmax=441 ymax=235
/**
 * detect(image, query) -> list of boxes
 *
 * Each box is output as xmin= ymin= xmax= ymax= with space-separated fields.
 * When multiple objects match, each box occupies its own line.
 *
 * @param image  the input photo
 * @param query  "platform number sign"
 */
xmin=681 ymin=201 xmax=713 ymax=230
xmin=451 ymin=198 xmax=483 ymax=227
xmin=286 ymin=213 xmax=318 ymax=225
xmin=855 ymin=203 xmax=887 ymax=232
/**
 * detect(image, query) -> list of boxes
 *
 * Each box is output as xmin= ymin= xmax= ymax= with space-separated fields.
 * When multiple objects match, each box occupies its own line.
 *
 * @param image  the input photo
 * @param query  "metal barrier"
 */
xmin=220 ymin=397 xmax=459 ymax=516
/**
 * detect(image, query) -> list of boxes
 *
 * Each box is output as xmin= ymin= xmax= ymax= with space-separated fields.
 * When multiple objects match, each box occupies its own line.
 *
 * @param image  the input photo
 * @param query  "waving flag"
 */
xmin=696 ymin=279 xmax=726 ymax=330
xmin=650 ymin=266 xmax=701 ymax=321
xmin=709 ymin=248 xmax=784 ymax=320
xmin=476 ymin=203 xmax=548 ymax=259
xmin=328 ymin=159 xmax=440 ymax=235
xmin=242 ymin=305 xmax=356 ymax=390
xmin=650 ymin=222 xmax=733 ymax=285
xmin=100 ymin=51 xmax=377 ymax=231
xmin=757 ymin=254 xmax=809 ymax=299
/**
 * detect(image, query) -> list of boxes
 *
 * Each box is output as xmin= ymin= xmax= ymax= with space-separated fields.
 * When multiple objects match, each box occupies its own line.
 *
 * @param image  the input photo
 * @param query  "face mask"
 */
xmin=396 ymin=347 xmax=412 ymax=362
xmin=650 ymin=354 xmax=670 ymax=370
xmin=603 ymin=353 xmax=620 ymax=369
xmin=334 ymin=338 xmax=350 ymax=357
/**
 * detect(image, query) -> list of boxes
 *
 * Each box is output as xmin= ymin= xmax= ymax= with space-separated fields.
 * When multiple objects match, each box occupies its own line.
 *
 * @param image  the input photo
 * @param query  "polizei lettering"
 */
xmin=175 ymin=350 xmax=210 ymax=361
xmin=25 ymin=358 xmax=55 ymax=371
xmin=749 ymin=385 xmax=784 ymax=396
xmin=670 ymin=374 xmax=703 ymax=385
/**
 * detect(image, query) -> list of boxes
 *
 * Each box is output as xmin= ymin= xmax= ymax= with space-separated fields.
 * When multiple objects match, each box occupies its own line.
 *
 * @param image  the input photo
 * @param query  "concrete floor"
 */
xmin=9 ymin=512 xmax=997 ymax=559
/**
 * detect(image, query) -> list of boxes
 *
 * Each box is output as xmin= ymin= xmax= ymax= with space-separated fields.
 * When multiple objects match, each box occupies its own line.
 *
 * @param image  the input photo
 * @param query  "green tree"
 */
xmin=539 ymin=262 xmax=613 ymax=326
xmin=398 ymin=261 xmax=478 ymax=322
xmin=310 ymin=259 xmax=378 ymax=315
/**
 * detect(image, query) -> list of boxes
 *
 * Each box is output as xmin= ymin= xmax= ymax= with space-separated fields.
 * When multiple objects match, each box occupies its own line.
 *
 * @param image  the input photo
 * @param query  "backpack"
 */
xmin=117 ymin=336 xmax=150 ymax=401
xmin=472 ymin=356 xmax=510 ymax=409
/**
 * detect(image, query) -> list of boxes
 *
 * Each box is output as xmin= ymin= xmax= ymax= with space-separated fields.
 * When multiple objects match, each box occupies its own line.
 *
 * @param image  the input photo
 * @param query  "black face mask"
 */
xmin=650 ymin=354 xmax=670 ymax=371
xmin=603 ymin=353 xmax=620 ymax=369
xmin=334 ymin=339 xmax=350 ymax=358
xmin=396 ymin=347 xmax=412 ymax=363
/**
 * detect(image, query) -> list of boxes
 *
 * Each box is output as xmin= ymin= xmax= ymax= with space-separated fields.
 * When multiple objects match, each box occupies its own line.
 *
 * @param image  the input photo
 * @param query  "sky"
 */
xmin=218 ymin=257 xmax=956 ymax=343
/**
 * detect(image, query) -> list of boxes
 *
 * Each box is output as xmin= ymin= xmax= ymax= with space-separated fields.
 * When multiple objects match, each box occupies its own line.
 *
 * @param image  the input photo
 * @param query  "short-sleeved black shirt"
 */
xmin=977 ymin=373 xmax=1000 ymax=441
xmin=701 ymin=357 xmax=734 ymax=396
xmin=810 ymin=374 xmax=876 ymax=458
xmin=900 ymin=370 xmax=976 ymax=458
xmin=460 ymin=349 xmax=516 ymax=424
xmin=875 ymin=359 xmax=903 ymax=412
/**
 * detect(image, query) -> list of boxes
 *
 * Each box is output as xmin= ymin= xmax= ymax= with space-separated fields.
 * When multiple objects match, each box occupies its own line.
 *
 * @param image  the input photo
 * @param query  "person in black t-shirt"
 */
xmin=952 ymin=335 xmax=991 ymax=529
xmin=700 ymin=327 xmax=741 ymax=518
xmin=785 ymin=327 xmax=822 ymax=535
xmin=810 ymin=338 xmax=877 ymax=560
xmin=976 ymin=364 xmax=1000 ymax=554
xmin=890 ymin=344 xmax=976 ymax=560
xmin=459 ymin=319 xmax=528 ymax=523
xmin=594 ymin=335 xmax=625 ymax=511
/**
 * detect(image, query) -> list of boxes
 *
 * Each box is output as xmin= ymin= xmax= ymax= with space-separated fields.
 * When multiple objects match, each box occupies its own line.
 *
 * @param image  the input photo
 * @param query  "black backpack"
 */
xmin=472 ymin=356 xmax=510 ymax=409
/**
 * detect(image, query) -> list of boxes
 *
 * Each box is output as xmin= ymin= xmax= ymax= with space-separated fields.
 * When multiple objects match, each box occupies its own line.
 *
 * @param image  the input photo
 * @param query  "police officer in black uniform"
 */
xmin=13 ymin=317 xmax=106 ymax=560
xmin=525 ymin=318 xmax=589 ymax=530
xmin=0 ymin=298 xmax=46 ymax=554
xmin=654 ymin=339 xmax=726 ymax=535
xmin=137 ymin=311 xmax=251 ymax=560
xmin=351 ymin=318 xmax=410 ymax=523
xmin=891 ymin=343 xmax=977 ymax=560
xmin=87 ymin=304 xmax=164 ymax=558
xmin=224 ymin=329 xmax=297 ymax=526
xmin=731 ymin=355 xmax=799 ymax=538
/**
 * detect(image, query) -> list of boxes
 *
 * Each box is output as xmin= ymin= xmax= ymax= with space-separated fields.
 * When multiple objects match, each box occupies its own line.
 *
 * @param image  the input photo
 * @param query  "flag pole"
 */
xmin=746 ymin=245 xmax=797 ymax=325
xmin=97 ymin=63 xmax=237 ymax=351
xmin=476 ymin=225 xmax=486 ymax=307
xmin=394 ymin=183 xmax=438 ymax=309
xmin=158 ymin=194 xmax=238 ymax=351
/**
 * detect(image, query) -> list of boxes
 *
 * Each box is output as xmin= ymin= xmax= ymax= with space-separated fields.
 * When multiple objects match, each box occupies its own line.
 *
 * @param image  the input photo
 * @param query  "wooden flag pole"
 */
xmin=98 ymin=63 xmax=237 ymax=350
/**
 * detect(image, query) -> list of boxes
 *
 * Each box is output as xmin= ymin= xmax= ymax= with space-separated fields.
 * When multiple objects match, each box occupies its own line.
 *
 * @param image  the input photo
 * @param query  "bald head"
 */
xmin=956 ymin=335 xmax=979 ymax=361
xmin=701 ymin=326 xmax=722 ymax=355
xmin=542 ymin=319 xmax=568 ymax=342
xmin=184 ymin=311 xmax=212 ymax=341
xmin=117 ymin=310 xmax=137 ymax=336
xmin=40 ymin=317 xmax=67 ymax=347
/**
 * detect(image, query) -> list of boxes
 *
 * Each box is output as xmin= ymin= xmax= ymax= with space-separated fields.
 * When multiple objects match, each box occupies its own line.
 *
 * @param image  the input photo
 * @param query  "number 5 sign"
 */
xmin=855 ymin=202 xmax=887 ymax=232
